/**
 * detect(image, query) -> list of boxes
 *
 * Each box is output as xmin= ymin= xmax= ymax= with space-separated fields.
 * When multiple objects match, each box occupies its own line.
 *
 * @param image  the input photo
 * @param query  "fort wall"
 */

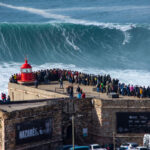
xmin=92 ymin=99 xmax=150 ymax=145
xmin=0 ymin=101 xmax=63 ymax=150
xmin=8 ymin=83 xmax=68 ymax=101
xmin=6 ymin=83 xmax=150 ymax=149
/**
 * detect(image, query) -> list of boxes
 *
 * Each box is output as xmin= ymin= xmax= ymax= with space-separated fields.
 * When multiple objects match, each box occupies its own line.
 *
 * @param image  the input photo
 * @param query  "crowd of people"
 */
xmin=0 ymin=93 xmax=10 ymax=103
xmin=9 ymin=68 xmax=150 ymax=99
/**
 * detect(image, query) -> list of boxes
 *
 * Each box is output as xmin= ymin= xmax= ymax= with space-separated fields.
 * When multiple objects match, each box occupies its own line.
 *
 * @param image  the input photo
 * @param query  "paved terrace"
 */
xmin=31 ymin=81 xmax=150 ymax=100
xmin=4 ymin=81 xmax=150 ymax=112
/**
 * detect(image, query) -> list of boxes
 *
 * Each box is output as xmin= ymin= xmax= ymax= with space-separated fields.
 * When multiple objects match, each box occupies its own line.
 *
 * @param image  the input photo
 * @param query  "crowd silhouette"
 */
xmin=9 ymin=68 xmax=150 ymax=98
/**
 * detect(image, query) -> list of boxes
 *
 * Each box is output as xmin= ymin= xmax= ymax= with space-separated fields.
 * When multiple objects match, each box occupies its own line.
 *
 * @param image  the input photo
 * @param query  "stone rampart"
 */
xmin=0 ymin=101 xmax=62 ymax=150
xmin=8 ymin=83 xmax=68 ymax=101
xmin=7 ymin=82 xmax=150 ymax=147
xmin=92 ymin=99 xmax=150 ymax=145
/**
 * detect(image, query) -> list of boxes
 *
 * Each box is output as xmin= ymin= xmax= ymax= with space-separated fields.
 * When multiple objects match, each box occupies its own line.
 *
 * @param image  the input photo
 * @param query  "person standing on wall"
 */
xmin=35 ymin=79 xmax=39 ymax=88
xmin=59 ymin=76 xmax=63 ymax=88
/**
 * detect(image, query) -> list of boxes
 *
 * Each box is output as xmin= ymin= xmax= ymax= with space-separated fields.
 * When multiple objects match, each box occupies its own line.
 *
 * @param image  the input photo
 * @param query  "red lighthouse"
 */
xmin=20 ymin=58 xmax=35 ymax=83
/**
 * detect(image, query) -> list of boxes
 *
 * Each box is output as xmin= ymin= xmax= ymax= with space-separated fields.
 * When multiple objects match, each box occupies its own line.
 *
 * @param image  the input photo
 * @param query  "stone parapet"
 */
xmin=8 ymin=83 xmax=68 ymax=101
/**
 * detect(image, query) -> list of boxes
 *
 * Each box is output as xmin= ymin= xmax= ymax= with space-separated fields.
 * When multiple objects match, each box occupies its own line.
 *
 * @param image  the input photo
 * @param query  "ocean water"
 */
xmin=0 ymin=0 xmax=150 ymax=94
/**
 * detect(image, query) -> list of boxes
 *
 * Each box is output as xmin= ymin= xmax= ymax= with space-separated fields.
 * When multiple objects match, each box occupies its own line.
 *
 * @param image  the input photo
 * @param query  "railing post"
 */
xmin=72 ymin=115 xmax=75 ymax=150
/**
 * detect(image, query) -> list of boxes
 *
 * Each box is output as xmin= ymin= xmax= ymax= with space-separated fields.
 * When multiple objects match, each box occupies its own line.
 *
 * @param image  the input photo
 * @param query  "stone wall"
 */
xmin=0 ymin=101 xmax=62 ymax=150
xmin=60 ymin=98 xmax=150 ymax=146
xmin=5 ymin=82 xmax=150 ymax=148
xmin=61 ymin=98 xmax=93 ymax=145
xmin=92 ymin=99 xmax=150 ymax=145
xmin=8 ymin=83 xmax=68 ymax=101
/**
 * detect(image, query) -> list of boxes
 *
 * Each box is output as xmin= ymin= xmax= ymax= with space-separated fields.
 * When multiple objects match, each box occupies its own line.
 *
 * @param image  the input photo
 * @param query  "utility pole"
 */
xmin=71 ymin=114 xmax=83 ymax=150
xmin=113 ymin=132 xmax=116 ymax=150
xmin=72 ymin=115 xmax=75 ymax=150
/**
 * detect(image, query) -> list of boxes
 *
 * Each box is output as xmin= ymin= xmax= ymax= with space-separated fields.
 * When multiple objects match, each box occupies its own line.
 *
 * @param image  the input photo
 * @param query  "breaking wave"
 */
xmin=0 ymin=23 xmax=150 ymax=70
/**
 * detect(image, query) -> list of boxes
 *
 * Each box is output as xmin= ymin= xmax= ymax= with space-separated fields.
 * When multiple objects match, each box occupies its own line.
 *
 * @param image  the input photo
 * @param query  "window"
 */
xmin=140 ymin=148 xmax=148 ymax=150
xmin=122 ymin=144 xmax=129 ymax=146
xmin=21 ymin=68 xmax=32 ymax=73
xmin=93 ymin=145 xmax=101 ymax=149
xmin=132 ymin=144 xmax=138 ymax=148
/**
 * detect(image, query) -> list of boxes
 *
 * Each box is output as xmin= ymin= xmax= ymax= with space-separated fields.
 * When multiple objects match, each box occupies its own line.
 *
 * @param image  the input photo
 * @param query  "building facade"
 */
xmin=3 ymin=83 xmax=150 ymax=149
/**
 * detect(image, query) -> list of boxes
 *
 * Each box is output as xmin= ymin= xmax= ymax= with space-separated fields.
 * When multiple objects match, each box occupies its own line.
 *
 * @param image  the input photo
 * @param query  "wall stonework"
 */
xmin=5 ymin=83 xmax=150 ymax=148
xmin=92 ymin=99 xmax=150 ymax=145
xmin=61 ymin=99 xmax=94 ymax=144
xmin=0 ymin=102 xmax=63 ymax=150
xmin=1 ymin=97 xmax=150 ymax=149
xmin=8 ymin=83 xmax=68 ymax=101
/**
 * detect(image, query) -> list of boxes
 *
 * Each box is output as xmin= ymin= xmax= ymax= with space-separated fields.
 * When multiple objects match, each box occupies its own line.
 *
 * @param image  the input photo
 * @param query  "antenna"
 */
xmin=25 ymin=55 xmax=28 ymax=64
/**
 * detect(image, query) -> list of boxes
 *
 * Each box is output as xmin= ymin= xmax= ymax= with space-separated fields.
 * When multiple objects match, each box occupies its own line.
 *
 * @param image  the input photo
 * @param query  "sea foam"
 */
xmin=0 ymin=2 xmax=135 ymax=32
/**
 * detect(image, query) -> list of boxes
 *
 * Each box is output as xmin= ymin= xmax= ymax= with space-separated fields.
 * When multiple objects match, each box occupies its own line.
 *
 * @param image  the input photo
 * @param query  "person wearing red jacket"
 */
xmin=82 ymin=92 xmax=85 ymax=98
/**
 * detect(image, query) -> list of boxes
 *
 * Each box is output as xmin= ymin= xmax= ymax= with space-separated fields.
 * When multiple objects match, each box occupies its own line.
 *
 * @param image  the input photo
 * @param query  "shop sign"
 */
xmin=16 ymin=118 xmax=52 ymax=144
xmin=117 ymin=112 xmax=150 ymax=133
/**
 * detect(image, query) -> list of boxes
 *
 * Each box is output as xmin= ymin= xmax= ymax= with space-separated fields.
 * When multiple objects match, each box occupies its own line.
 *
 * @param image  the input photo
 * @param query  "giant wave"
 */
xmin=0 ymin=23 xmax=150 ymax=70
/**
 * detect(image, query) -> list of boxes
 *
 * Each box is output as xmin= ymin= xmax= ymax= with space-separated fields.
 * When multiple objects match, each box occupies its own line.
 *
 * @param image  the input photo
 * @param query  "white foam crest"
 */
xmin=102 ymin=69 xmax=150 ymax=87
xmin=61 ymin=28 xmax=80 ymax=54
xmin=0 ymin=2 xmax=71 ymax=20
xmin=0 ymin=2 xmax=135 ymax=32
xmin=56 ymin=19 xmax=134 ymax=32
xmin=65 ymin=36 xmax=80 ymax=51
xmin=55 ymin=20 xmax=134 ymax=32
xmin=33 ymin=63 xmax=76 ymax=71
xmin=122 ymin=31 xmax=131 ymax=45
xmin=0 ymin=62 xmax=21 ymax=95
xmin=46 ymin=5 xmax=150 ymax=12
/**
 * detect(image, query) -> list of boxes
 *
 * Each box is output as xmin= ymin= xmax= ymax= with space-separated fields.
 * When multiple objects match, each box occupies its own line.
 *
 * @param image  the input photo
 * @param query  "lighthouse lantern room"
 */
xmin=20 ymin=58 xmax=34 ymax=82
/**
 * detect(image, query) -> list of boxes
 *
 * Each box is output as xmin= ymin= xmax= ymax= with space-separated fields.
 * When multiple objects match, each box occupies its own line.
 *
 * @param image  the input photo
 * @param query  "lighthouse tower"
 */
xmin=19 ymin=58 xmax=35 ymax=84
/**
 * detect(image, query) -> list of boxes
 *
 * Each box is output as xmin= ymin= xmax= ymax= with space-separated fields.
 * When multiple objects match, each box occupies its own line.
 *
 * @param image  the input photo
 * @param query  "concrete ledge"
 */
xmin=8 ymin=83 xmax=68 ymax=101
